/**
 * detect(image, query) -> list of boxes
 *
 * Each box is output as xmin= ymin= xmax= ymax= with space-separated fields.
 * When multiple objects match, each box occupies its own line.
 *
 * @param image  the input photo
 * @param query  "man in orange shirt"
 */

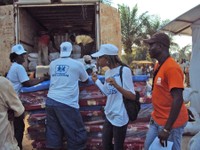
xmin=143 ymin=32 xmax=188 ymax=150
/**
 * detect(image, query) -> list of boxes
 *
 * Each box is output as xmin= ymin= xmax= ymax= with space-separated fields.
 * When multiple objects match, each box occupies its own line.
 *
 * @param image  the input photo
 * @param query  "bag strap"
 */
xmin=152 ymin=57 xmax=169 ymax=91
xmin=120 ymin=66 xmax=129 ymax=103
xmin=119 ymin=66 xmax=124 ymax=87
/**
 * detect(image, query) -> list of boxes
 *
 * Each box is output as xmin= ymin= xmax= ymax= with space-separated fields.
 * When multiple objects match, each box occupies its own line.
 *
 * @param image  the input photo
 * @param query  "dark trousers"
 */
xmin=14 ymin=114 xmax=25 ymax=150
xmin=45 ymin=98 xmax=87 ymax=150
xmin=102 ymin=118 xmax=128 ymax=150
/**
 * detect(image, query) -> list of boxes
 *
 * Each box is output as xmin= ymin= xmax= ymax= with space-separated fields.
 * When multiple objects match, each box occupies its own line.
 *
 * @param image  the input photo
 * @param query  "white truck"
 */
xmin=0 ymin=0 xmax=121 ymax=75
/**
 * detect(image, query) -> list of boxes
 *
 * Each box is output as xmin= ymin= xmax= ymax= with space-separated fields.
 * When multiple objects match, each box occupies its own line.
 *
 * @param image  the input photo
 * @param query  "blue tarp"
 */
xmin=20 ymin=75 xmax=149 ymax=93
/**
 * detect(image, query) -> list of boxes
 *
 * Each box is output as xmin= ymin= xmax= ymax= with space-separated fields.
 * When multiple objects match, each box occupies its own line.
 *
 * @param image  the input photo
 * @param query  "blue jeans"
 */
xmin=144 ymin=118 xmax=187 ymax=150
xmin=102 ymin=117 xmax=128 ymax=150
xmin=45 ymin=97 xmax=87 ymax=150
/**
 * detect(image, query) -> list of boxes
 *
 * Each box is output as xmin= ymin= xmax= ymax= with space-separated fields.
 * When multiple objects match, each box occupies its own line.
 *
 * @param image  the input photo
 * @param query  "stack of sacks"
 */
xmin=35 ymin=65 xmax=49 ymax=78
xmin=19 ymin=90 xmax=48 ymax=110
xmin=49 ymin=52 xmax=59 ymax=62
xmin=188 ymin=131 xmax=200 ymax=150
xmin=20 ymin=75 xmax=152 ymax=150
xmin=28 ymin=53 xmax=38 ymax=71
xmin=183 ymin=88 xmax=200 ymax=135
xmin=183 ymin=107 xmax=200 ymax=135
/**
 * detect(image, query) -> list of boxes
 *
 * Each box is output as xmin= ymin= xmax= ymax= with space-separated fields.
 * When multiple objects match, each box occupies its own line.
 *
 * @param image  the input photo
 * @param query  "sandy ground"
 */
xmin=23 ymin=114 xmax=33 ymax=150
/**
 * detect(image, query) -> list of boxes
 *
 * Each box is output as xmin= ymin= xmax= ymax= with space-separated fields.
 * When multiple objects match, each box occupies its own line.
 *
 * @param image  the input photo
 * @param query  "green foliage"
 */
xmin=119 ymin=4 xmax=150 ymax=56
xmin=119 ymin=3 xmax=181 ymax=64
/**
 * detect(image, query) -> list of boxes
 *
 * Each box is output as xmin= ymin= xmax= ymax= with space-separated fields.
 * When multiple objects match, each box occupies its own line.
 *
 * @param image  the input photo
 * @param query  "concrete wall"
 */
xmin=99 ymin=3 xmax=122 ymax=55
xmin=0 ymin=5 xmax=14 ymax=76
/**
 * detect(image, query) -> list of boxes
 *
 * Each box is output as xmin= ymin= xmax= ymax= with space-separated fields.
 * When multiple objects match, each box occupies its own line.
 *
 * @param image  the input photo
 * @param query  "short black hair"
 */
xmin=9 ymin=53 xmax=19 ymax=62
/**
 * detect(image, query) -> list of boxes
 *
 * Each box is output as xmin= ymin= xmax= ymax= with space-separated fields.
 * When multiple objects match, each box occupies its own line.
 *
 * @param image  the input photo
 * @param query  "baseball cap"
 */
xmin=11 ymin=44 xmax=27 ymax=55
xmin=91 ymin=44 xmax=118 ymax=57
xmin=83 ymin=55 xmax=92 ymax=62
xmin=143 ymin=32 xmax=170 ymax=48
xmin=60 ymin=42 xmax=72 ymax=57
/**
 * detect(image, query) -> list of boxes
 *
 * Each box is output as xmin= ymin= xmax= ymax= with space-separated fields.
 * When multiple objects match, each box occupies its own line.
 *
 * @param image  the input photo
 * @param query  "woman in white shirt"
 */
xmin=91 ymin=44 xmax=136 ymax=150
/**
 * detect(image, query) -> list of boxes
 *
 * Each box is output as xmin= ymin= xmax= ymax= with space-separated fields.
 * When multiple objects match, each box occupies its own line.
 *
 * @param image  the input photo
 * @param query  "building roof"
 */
xmin=160 ymin=4 xmax=200 ymax=36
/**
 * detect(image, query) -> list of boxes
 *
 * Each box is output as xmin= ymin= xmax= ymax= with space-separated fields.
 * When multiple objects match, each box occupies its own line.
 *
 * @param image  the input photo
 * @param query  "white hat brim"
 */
xmin=91 ymin=51 xmax=104 ymax=57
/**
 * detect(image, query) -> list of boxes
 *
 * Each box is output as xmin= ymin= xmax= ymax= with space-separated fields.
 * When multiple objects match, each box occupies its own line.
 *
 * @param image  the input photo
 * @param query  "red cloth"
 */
xmin=39 ymin=35 xmax=50 ymax=45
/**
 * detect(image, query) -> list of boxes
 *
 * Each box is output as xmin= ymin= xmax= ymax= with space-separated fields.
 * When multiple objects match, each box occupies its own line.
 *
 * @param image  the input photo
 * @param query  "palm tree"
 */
xmin=119 ymin=4 xmax=166 ymax=64
xmin=119 ymin=4 xmax=150 ymax=55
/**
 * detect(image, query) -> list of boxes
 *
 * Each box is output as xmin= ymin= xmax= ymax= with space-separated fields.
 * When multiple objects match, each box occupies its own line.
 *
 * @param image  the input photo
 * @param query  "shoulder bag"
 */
xmin=119 ymin=66 xmax=141 ymax=122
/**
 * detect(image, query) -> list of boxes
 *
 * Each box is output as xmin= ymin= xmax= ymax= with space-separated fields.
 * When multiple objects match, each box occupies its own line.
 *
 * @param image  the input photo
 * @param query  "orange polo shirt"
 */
xmin=152 ymin=57 xmax=188 ymax=128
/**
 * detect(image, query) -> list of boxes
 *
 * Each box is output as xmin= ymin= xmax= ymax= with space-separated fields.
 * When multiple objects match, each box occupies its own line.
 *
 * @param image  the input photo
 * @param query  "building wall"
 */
xmin=99 ymin=3 xmax=122 ymax=55
xmin=0 ymin=5 xmax=14 ymax=76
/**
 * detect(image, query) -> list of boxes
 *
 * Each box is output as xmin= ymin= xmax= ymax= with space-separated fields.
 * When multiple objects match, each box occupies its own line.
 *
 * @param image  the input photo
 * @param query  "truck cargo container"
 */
xmin=0 ymin=0 xmax=121 ymax=75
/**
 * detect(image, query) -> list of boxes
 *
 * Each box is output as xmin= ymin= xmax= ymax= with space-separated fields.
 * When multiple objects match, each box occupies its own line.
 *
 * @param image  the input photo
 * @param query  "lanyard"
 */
xmin=152 ymin=57 xmax=169 ymax=91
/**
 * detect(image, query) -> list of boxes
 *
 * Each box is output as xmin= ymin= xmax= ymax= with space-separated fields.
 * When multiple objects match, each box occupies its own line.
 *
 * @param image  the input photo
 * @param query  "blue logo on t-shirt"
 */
xmin=53 ymin=65 xmax=69 ymax=76
xmin=107 ymin=75 xmax=119 ymax=95
xmin=107 ymin=84 xmax=117 ymax=95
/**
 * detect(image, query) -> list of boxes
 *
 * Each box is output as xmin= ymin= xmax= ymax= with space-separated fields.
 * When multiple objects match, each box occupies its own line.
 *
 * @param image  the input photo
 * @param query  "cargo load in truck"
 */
xmin=0 ymin=0 xmax=121 ymax=75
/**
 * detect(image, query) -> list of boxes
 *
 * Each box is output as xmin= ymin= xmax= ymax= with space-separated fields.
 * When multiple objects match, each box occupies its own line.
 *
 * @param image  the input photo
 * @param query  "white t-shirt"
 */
xmin=95 ymin=66 xmax=135 ymax=127
xmin=6 ymin=62 xmax=29 ymax=95
xmin=47 ymin=57 xmax=88 ymax=108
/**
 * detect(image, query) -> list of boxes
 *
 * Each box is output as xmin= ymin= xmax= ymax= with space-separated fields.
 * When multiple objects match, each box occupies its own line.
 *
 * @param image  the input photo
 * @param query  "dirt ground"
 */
xmin=23 ymin=115 xmax=33 ymax=150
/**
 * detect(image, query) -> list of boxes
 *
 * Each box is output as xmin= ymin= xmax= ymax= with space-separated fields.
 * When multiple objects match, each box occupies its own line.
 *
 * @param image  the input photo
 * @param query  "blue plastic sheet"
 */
xmin=20 ymin=75 xmax=149 ymax=93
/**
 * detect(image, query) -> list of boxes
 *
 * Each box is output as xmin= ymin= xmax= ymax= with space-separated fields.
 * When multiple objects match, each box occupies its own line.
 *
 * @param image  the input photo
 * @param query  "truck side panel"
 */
xmin=0 ymin=5 xmax=14 ymax=75
xmin=99 ymin=3 xmax=122 ymax=53
xmin=18 ymin=8 xmax=41 ymax=52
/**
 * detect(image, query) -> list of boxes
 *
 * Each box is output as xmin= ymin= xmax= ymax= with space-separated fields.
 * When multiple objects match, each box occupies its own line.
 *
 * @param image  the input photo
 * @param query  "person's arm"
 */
xmin=80 ymin=78 xmax=89 ymax=84
xmin=158 ymin=88 xmax=184 ymax=146
xmin=2 ymin=79 xmax=25 ymax=117
xmin=92 ymin=72 xmax=109 ymax=96
xmin=22 ymin=75 xmax=49 ymax=87
xmin=106 ymin=77 xmax=136 ymax=100
xmin=17 ymin=64 xmax=49 ymax=87
xmin=107 ymin=67 xmax=136 ymax=100
xmin=164 ymin=88 xmax=184 ymax=131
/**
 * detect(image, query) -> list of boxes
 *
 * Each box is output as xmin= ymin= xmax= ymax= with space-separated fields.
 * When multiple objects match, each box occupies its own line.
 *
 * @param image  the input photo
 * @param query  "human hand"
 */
xmin=43 ymin=73 xmax=50 ymax=81
xmin=106 ymin=77 xmax=117 ymax=87
xmin=91 ymin=72 xmax=98 ymax=82
xmin=7 ymin=109 xmax=14 ymax=121
xmin=158 ymin=129 xmax=170 ymax=147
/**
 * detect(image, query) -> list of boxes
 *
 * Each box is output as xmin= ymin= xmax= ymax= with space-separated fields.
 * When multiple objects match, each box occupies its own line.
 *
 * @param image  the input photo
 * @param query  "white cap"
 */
xmin=83 ymin=55 xmax=92 ymax=61
xmin=91 ymin=44 xmax=118 ymax=57
xmin=11 ymin=44 xmax=27 ymax=55
xmin=60 ymin=42 xmax=72 ymax=57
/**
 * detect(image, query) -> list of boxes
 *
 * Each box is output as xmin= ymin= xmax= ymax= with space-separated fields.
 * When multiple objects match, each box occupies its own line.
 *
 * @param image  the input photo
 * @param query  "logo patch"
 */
xmin=18 ymin=45 xmax=22 ymax=50
xmin=53 ymin=65 xmax=69 ymax=76
xmin=62 ymin=46 xmax=67 ymax=51
xmin=156 ymin=77 xmax=162 ymax=85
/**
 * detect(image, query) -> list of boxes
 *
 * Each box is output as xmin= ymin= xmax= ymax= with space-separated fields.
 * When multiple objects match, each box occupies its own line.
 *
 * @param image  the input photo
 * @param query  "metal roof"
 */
xmin=160 ymin=4 xmax=200 ymax=36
